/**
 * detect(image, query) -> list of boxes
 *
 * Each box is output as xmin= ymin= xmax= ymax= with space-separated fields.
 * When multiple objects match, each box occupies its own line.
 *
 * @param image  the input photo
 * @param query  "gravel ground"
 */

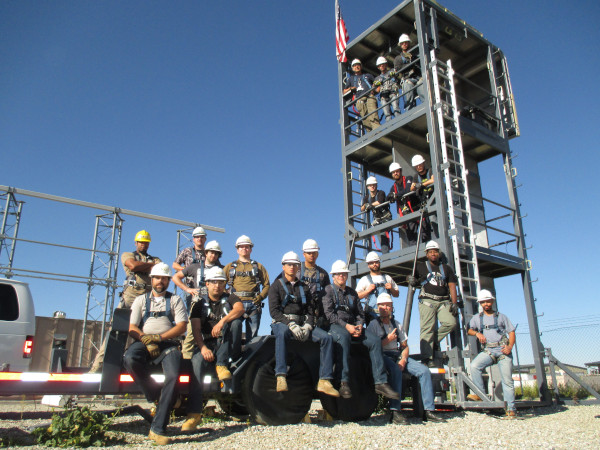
xmin=0 ymin=397 xmax=598 ymax=448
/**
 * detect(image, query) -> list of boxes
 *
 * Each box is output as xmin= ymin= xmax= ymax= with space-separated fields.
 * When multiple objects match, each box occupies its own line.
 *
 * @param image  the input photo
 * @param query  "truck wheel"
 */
xmin=217 ymin=396 xmax=248 ymax=416
xmin=319 ymin=352 xmax=377 ymax=422
xmin=242 ymin=354 xmax=313 ymax=425
xmin=411 ymin=376 xmax=425 ymax=419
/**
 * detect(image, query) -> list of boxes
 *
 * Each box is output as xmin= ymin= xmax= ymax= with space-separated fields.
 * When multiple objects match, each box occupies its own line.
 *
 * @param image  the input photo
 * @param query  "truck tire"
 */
xmin=242 ymin=354 xmax=313 ymax=425
xmin=319 ymin=351 xmax=378 ymax=421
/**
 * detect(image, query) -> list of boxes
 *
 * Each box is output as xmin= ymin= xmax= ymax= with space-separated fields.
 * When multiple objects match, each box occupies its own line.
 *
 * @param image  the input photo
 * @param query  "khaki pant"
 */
xmin=356 ymin=96 xmax=380 ymax=132
xmin=419 ymin=298 xmax=457 ymax=361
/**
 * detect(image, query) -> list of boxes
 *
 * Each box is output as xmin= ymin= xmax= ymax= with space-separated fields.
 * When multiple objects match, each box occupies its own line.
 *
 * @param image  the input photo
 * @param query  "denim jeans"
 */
xmin=403 ymin=77 xmax=426 ymax=110
xmin=329 ymin=324 xmax=387 ymax=384
xmin=470 ymin=351 xmax=515 ymax=411
xmin=383 ymin=351 xmax=435 ymax=411
xmin=380 ymin=92 xmax=400 ymax=121
xmin=242 ymin=300 xmax=261 ymax=341
xmin=123 ymin=341 xmax=182 ymax=435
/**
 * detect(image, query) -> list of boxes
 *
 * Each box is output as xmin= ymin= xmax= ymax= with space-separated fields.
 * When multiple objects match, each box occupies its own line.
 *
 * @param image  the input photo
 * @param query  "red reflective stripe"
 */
xmin=120 ymin=374 xmax=134 ymax=383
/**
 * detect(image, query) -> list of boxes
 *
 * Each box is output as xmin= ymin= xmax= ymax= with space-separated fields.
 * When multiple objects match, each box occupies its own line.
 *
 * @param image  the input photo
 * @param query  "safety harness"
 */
xmin=332 ymin=285 xmax=352 ymax=314
xmin=199 ymin=294 xmax=232 ymax=341
xmin=280 ymin=279 xmax=307 ymax=308
xmin=393 ymin=178 xmax=414 ymax=215
xmin=228 ymin=260 xmax=262 ymax=299
xmin=300 ymin=263 xmax=321 ymax=293
xmin=415 ymin=168 xmax=434 ymax=198
xmin=366 ymin=274 xmax=390 ymax=307
xmin=141 ymin=292 xmax=174 ymax=325
xmin=376 ymin=316 xmax=402 ymax=348
xmin=124 ymin=251 xmax=155 ymax=290
xmin=419 ymin=261 xmax=450 ymax=303
xmin=477 ymin=311 xmax=509 ymax=362
xmin=367 ymin=191 xmax=393 ymax=251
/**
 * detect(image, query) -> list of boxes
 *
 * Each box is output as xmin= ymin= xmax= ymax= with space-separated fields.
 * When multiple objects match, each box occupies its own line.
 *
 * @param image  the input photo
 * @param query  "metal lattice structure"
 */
xmin=338 ymin=0 xmax=550 ymax=406
xmin=0 ymin=190 xmax=24 ymax=278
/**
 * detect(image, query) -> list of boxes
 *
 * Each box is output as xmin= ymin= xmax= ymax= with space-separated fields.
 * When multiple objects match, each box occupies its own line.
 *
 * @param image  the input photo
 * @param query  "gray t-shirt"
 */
xmin=130 ymin=293 xmax=188 ymax=335
xmin=366 ymin=317 xmax=407 ymax=352
xmin=468 ymin=312 xmax=515 ymax=355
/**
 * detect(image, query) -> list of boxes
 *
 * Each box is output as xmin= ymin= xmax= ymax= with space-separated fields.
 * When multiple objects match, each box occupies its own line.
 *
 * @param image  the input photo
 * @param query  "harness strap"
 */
xmin=141 ymin=292 xmax=174 ymax=326
xmin=280 ymin=279 xmax=307 ymax=308
xmin=229 ymin=260 xmax=262 ymax=295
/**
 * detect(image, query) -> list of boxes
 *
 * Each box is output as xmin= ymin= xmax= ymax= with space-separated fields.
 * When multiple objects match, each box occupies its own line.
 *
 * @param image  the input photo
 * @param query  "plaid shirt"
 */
xmin=175 ymin=247 xmax=205 ymax=268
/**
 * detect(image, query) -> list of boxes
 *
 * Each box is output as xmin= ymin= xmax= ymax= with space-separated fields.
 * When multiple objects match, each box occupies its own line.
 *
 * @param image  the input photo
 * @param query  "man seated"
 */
xmin=322 ymin=260 xmax=399 ymax=400
xmin=367 ymin=293 xmax=445 ymax=424
xmin=181 ymin=267 xmax=244 ymax=431
xmin=123 ymin=263 xmax=188 ymax=445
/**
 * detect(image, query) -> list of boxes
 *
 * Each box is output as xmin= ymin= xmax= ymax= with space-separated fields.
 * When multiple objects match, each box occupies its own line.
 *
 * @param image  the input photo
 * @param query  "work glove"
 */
xmin=300 ymin=323 xmax=313 ymax=342
xmin=413 ymin=182 xmax=422 ymax=191
xmin=288 ymin=322 xmax=304 ymax=340
xmin=406 ymin=275 xmax=419 ymax=287
xmin=364 ymin=204 xmax=373 ymax=211
xmin=449 ymin=303 xmax=459 ymax=317
xmin=140 ymin=334 xmax=162 ymax=345
xmin=146 ymin=343 xmax=160 ymax=359
xmin=387 ymin=192 xmax=397 ymax=203
xmin=253 ymin=296 xmax=263 ymax=307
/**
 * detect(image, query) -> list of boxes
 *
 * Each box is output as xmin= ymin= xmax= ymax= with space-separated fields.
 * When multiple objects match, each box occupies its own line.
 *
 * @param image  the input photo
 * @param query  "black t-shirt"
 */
xmin=415 ymin=261 xmax=457 ymax=297
xmin=363 ymin=190 xmax=390 ymax=220
xmin=190 ymin=293 xmax=240 ymax=338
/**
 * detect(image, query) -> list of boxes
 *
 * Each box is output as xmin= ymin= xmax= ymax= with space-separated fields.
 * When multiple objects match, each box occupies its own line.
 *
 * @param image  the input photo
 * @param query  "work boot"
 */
xmin=391 ymin=410 xmax=409 ymax=425
xmin=216 ymin=365 xmax=232 ymax=381
xmin=339 ymin=382 xmax=352 ymax=399
xmin=466 ymin=394 xmax=482 ymax=402
xmin=506 ymin=409 xmax=517 ymax=419
xmin=374 ymin=383 xmax=400 ymax=400
xmin=148 ymin=430 xmax=171 ymax=445
xmin=424 ymin=410 xmax=446 ymax=422
xmin=181 ymin=413 xmax=203 ymax=431
xmin=276 ymin=375 xmax=288 ymax=392
xmin=317 ymin=379 xmax=340 ymax=397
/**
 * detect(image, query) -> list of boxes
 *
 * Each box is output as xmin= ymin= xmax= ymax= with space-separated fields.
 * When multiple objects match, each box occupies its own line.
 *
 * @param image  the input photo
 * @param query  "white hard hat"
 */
xmin=376 ymin=56 xmax=388 ymax=66
xmin=411 ymin=154 xmax=426 ymax=166
xmin=351 ymin=58 xmax=362 ymax=66
xmin=376 ymin=293 xmax=393 ymax=305
xmin=150 ymin=262 xmax=172 ymax=278
xmin=330 ymin=260 xmax=350 ymax=274
xmin=366 ymin=176 xmax=378 ymax=186
xmin=192 ymin=226 xmax=206 ymax=237
xmin=425 ymin=241 xmax=440 ymax=251
xmin=366 ymin=251 xmax=380 ymax=263
xmin=302 ymin=239 xmax=320 ymax=253
xmin=205 ymin=240 xmax=222 ymax=253
xmin=282 ymin=251 xmax=301 ymax=265
xmin=205 ymin=266 xmax=227 ymax=281
xmin=398 ymin=33 xmax=411 ymax=44
xmin=235 ymin=235 xmax=254 ymax=247
xmin=389 ymin=162 xmax=402 ymax=173
xmin=477 ymin=289 xmax=496 ymax=302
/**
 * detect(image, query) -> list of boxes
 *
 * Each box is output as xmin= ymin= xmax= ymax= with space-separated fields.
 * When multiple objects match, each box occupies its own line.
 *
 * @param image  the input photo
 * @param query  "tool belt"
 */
xmin=419 ymin=291 xmax=450 ymax=301
xmin=236 ymin=291 xmax=257 ymax=299
xmin=124 ymin=279 xmax=148 ymax=289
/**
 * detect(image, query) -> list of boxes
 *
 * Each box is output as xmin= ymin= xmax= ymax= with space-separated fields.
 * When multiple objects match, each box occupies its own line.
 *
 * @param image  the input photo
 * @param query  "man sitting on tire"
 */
xmin=367 ymin=293 xmax=445 ymax=424
xmin=269 ymin=252 xmax=340 ymax=396
xmin=322 ymin=260 xmax=400 ymax=401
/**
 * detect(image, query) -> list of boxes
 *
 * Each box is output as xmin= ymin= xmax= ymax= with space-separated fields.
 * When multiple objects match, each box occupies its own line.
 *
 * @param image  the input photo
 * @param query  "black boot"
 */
xmin=374 ymin=383 xmax=400 ymax=400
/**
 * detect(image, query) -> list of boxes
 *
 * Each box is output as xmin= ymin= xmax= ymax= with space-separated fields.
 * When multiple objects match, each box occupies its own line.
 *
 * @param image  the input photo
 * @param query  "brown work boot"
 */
xmin=181 ymin=413 xmax=203 ymax=431
xmin=317 ymin=379 xmax=340 ymax=397
xmin=216 ymin=365 xmax=232 ymax=381
xmin=424 ymin=410 xmax=446 ymax=423
xmin=466 ymin=394 xmax=482 ymax=402
xmin=391 ymin=410 xmax=409 ymax=425
xmin=375 ymin=383 xmax=400 ymax=400
xmin=506 ymin=409 xmax=517 ymax=419
xmin=339 ymin=381 xmax=352 ymax=399
xmin=148 ymin=430 xmax=171 ymax=445
xmin=276 ymin=375 xmax=288 ymax=392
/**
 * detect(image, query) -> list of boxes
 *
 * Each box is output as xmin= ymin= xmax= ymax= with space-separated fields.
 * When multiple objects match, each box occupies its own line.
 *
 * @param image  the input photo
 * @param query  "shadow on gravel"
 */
xmin=0 ymin=427 xmax=36 ymax=447
xmin=170 ymin=424 xmax=249 ymax=444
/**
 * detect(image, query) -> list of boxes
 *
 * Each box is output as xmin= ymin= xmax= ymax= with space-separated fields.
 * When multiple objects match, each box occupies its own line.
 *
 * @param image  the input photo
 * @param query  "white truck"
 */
xmin=0 ymin=278 xmax=35 ymax=372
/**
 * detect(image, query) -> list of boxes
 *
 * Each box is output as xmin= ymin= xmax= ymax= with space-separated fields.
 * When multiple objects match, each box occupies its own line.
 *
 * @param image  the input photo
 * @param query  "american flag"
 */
xmin=335 ymin=0 xmax=349 ymax=63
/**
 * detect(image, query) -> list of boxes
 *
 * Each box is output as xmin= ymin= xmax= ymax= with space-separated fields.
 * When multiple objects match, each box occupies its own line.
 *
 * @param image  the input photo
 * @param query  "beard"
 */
xmin=153 ymin=285 xmax=166 ymax=295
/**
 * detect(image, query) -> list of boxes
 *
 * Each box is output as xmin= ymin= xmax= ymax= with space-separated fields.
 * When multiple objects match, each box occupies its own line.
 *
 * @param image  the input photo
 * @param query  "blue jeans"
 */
xmin=271 ymin=323 xmax=334 ymax=379
xmin=329 ymin=324 xmax=387 ymax=384
xmin=383 ymin=351 xmax=435 ymax=411
xmin=470 ymin=351 xmax=515 ymax=411
xmin=242 ymin=300 xmax=261 ymax=341
xmin=380 ymin=92 xmax=400 ymax=121
xmin=123 ymin=341 xmax=182 ymax=435
xmin=403 ymin=77 xmax=426 ymax=110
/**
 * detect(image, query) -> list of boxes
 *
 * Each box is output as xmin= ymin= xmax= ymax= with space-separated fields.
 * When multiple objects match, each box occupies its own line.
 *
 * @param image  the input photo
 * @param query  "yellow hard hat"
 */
xmin=135 ymin=230 xmax=151 ymax=242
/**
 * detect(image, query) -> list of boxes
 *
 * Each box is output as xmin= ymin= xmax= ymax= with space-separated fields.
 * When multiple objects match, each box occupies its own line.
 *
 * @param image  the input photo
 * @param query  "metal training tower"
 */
xmin=338 ymin=0 xmax=550 ymax=406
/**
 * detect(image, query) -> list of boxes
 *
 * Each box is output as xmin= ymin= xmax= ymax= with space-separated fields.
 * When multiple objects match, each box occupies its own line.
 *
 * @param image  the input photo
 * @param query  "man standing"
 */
xmin=466 ymin=289 xmax=517 ymax=418
xmin=407 ymin=241 xmax=458 ymax=367
xmin=394 ymin=33 xmax=427 ymax=110
xmin=374 ymin=56 xmax=400 ymax=122
xmin=367 ymin=293 xmax=445 ymax=424
xmin=343 ymin=59 xmax=380 ymax=133
xmin=89 ymin=229 xmax=161 ymax=373
xmin=173 ymin=240 xmax=226 ymax=359
xmin=300 ymin=239 xmax=330 ymax=328
xmin=172 ymin=226 xmax=206 ymax=272
xmin=123 ymin=263 xmax=188 ymax=445
xmin=411 ymin=154 xmax=435 ymax=242
xmin=269 ymin=252 xmax=339 ymax=396
xmin=361 ymin=176 xmax=392 ymax=254
xmin=356 ymin=251 xmax=399 ymax=321
xmin=181 ymin=267 xmax=245 ymax=431
xmin=322 ymin=260 xmax=399 ymax=400
xmin=224 ymin=235 xmax=270 ymax=341
xmin=387 ymin=162 xmax=419 ymax=246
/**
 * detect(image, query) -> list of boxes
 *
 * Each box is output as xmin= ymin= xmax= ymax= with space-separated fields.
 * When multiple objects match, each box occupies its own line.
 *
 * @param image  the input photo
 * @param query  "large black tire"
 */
xmin=242 ymin=353 xmax=313 ymax=425
xmin=217 ymin=396 xmax=249 ymax=416
xmin=411 ymin=375 xmax=425 ymax=419
xmin=319 ymin=350 xmax=378 ymax=422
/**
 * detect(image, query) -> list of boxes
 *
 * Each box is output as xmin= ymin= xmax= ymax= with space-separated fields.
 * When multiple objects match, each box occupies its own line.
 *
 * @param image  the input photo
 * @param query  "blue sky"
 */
xmin=1 ymin=1 xmax=599 ymax=365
